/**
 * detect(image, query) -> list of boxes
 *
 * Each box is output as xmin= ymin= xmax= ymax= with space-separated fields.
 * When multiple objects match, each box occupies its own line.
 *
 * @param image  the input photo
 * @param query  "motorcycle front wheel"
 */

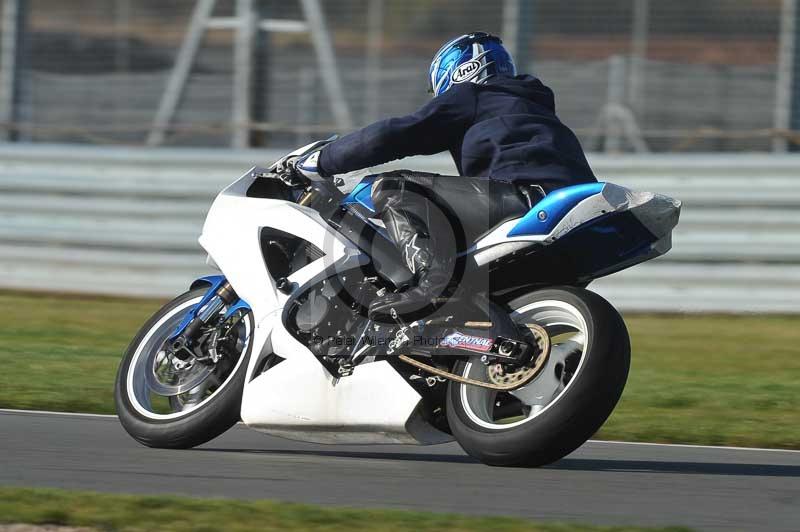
xmin=446 ymin=286 xmax=630 ymax=467
xmin=114 ymin=288 xmax=253 ymax=449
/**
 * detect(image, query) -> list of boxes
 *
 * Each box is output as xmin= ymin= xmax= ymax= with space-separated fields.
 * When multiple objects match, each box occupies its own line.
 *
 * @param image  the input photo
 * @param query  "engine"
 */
xmin=288 ymin=274 xmax=374 ymax=360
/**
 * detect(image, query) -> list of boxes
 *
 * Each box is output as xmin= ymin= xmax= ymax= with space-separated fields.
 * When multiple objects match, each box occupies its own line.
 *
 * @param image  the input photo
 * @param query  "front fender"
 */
xmin=190 ymin=274 xmax=225 ymax=291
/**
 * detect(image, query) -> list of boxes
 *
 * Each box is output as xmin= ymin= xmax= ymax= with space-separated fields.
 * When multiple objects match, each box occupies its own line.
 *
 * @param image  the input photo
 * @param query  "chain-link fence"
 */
xmin=0 ymin=0 xmax=793 ymax=151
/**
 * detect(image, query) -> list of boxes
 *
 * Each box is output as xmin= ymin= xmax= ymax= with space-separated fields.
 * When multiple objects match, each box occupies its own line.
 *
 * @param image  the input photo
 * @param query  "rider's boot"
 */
xmin=368 ymin=260 xmax=452 ymax=321
xmin=368 ymin=205 xmax=453 ymax=321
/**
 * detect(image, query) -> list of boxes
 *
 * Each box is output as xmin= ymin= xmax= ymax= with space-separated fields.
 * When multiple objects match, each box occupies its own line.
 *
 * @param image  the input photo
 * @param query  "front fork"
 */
xmin=168 ymin=276 xmax=245 ymax=361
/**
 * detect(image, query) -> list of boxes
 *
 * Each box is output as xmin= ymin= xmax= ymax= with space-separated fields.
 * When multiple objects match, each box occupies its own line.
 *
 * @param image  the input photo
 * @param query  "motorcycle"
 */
xmin=115 ymin=139 xmax=681 ymax=467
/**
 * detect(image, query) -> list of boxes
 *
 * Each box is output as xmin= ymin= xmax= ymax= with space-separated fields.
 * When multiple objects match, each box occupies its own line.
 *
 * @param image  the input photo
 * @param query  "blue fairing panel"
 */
xmin=486 ymin=209 xmax=662 ymax=291
xmin=507 ymin=182 xmax=606 ymax=237
xmin=341 ymin=175 xmax=377 ymax=214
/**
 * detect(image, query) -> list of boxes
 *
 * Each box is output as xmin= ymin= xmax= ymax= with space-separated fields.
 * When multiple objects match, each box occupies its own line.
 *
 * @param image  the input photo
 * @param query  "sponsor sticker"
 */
xmin=439 ymin=331 xmax=494 ymax=353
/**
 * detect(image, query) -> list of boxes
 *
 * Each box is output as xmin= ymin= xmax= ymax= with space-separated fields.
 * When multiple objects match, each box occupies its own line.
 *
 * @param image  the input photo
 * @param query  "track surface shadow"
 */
xmin=194 ymin=448 xmax=480 ymax=464
xmin=195 ymin=448 xmax=800 ymax=476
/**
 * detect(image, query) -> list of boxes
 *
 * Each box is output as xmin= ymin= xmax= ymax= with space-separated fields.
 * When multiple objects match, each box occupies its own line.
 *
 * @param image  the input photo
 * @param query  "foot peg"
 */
xmin=335 ymin=321 xmax=378 ymax=377
xmin=337 ymin=361 xmax=354 ymax=377
xmin=386 ymin=309 xmax=422 ymax=355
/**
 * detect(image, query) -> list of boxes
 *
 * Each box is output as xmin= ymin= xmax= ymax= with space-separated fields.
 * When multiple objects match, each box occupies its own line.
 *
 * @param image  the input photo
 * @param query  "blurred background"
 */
xmin=0 ymin=0 xmax=795 ymax=151
xmin=0 ymin=0 xmax=799 ymax=313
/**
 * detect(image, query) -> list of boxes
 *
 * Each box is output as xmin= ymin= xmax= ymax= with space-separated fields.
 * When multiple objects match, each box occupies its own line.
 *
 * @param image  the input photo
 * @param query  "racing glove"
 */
xmin=292 ymin=150 xmax=329 ymax=181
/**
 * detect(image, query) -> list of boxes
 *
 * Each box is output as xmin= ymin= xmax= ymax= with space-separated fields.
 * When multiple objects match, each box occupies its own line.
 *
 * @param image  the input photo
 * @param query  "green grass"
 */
xmin=0 ymin=487 xmax=690 ymax=532
xmin=0 ymin=291 xmax=162 ymax=414
xmin=597 ymin=313 xmax=800 ymax=448
xmin=0 ymin=291 xmax=798 ymax=449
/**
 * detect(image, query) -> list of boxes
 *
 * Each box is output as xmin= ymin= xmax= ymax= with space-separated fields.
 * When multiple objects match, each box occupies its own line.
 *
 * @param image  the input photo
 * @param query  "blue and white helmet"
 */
xmin=428 ymin=32 xmax=516 ymax=97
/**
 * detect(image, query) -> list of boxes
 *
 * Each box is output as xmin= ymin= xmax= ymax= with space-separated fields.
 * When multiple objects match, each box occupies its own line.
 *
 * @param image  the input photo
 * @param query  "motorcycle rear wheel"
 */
xmin=446 ymin=286 xmax=630 ymax=467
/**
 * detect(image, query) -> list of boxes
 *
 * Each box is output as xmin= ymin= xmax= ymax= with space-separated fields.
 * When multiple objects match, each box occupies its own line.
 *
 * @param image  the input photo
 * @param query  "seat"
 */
xmin=398 ymin=172 xmax=540 ymax=246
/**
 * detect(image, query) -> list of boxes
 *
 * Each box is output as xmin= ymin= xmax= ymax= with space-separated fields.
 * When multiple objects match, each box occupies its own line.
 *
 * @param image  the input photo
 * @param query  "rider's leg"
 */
xmin=368 ymin=172 xmax=457 ymax=321
xmin=367 ymin=172 xmax=539 ymax=321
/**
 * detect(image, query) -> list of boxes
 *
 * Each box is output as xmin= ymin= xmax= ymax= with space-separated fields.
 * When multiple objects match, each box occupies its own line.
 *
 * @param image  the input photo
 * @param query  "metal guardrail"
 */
xmin=1 ymin=143 xmax=799 ymax=312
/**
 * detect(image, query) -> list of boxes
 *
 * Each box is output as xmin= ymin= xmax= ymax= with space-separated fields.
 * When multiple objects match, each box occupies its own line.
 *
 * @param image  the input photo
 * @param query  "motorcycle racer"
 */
xmin=294 ymin=32 xmax=597 ymax=319
xmin=116 ymin=35 xmax=680 ymax=460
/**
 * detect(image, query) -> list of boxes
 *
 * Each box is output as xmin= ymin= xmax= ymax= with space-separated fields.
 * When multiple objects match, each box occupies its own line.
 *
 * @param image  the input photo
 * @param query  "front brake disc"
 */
xmin=145 ymin=346 xmax=213 ymax=396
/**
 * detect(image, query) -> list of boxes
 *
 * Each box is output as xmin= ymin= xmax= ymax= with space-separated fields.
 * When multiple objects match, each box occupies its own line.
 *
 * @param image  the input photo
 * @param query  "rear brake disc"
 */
xmin=487 ymin=323 xmax=550 ymax=389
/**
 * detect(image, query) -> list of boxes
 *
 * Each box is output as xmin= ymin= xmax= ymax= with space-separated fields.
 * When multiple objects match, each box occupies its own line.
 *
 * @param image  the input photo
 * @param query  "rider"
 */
xmin=292 ymin=32 xmax=596 ymax=319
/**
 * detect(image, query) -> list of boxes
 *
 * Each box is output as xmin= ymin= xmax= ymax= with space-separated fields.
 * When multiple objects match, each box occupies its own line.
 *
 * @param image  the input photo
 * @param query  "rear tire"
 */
xmin=446 ymin=287 xmax=630 ymax=467
xmin=114 ymin=288 xmax=253 ymax=449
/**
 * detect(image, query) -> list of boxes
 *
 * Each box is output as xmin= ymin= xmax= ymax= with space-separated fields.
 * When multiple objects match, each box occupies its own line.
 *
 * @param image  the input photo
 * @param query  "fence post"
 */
xmin=0 ymin=0 xmax=24 ymax=142
xmin=295 ymin=68 xmax=315 ymax=147
xmin=605 ymin=55 xmax=626 ymax=153
xmin=146 ymin=0 xmax=217 ymax=146
xmin=774 ymin=0 xmax=797 ymax=151
xmin=502 ymin=0 xmax=533 ymax=71
xmin=628 ymin=0 xmax=649 ymax=116
xmin=250 ymin=0 xmax=270 ymax=147
xmin=232 ymin=0 xmax=256 ymax=148
xmin=299 ymin=0 xmax=353 ymax=131
xmin=364 ymin=0 xmax=383 ymax=124
xmin=113 ymin=0 xmax=131 ymax=72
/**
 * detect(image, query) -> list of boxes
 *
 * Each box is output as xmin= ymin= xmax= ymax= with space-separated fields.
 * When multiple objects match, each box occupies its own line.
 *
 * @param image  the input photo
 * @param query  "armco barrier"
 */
xmin=1 ymin=143 xmax=798 ymax=312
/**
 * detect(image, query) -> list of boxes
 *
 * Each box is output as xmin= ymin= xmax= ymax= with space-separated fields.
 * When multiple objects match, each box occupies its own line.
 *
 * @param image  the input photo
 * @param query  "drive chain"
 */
xmin=398 ymin=324 xmax=551 ymax=391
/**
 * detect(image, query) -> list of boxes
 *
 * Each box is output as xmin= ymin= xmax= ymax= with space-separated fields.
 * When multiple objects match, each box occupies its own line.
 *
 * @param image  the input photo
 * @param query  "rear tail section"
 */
xmin=475 ymin=182 xmax=681 ymax=287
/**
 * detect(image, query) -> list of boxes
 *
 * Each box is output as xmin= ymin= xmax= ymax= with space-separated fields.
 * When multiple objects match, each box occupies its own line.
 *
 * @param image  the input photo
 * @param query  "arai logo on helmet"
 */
xmin=451 ymin=59 xmax=482 ymax=83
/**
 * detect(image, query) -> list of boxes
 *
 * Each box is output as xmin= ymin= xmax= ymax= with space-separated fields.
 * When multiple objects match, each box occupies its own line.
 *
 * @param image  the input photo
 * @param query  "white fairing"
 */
xmin=198 ymin=168 xmax=678 ymax=446
xmin=199 ymin=169 xmax=445 ymax=444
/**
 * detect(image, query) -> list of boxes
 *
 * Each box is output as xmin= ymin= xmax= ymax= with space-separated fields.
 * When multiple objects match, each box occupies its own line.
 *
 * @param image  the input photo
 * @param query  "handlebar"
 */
xmin=253 ymin=137 xmax=346 ymax=217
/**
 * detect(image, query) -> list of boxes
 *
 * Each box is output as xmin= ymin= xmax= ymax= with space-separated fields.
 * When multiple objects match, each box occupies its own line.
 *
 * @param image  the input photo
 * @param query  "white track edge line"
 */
xmin=586 ymin=439 xmax=800 ymax=454
xmin=0 ymin=408 xmax=116 ymax=419
xmin=2 ymin=408 xmax=798 ymax=454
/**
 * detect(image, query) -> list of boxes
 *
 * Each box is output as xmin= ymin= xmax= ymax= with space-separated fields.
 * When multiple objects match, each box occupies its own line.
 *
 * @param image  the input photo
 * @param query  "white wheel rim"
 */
xmin=458 ymin=299 xmax=588 ymax=430
xmin=125 ymin=296 xmax=251 ymax=420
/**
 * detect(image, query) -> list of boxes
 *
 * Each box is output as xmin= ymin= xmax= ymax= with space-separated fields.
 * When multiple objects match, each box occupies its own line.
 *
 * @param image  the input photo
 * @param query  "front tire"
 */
xmin=114 ymin=288 xmax=253 ymax=449
xmin=446 ymin=287 xmax=630 ymax=467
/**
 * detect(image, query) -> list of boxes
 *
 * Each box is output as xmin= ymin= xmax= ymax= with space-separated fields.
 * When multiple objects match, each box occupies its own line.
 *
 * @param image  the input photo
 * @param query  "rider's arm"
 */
xmin=318 ymin=85 xmax=476 ymax=176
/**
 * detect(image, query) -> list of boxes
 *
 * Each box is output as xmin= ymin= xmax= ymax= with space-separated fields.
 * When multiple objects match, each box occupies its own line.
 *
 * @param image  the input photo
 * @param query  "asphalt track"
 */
xmin=1 ymin=410 xmax=799 ymax=531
